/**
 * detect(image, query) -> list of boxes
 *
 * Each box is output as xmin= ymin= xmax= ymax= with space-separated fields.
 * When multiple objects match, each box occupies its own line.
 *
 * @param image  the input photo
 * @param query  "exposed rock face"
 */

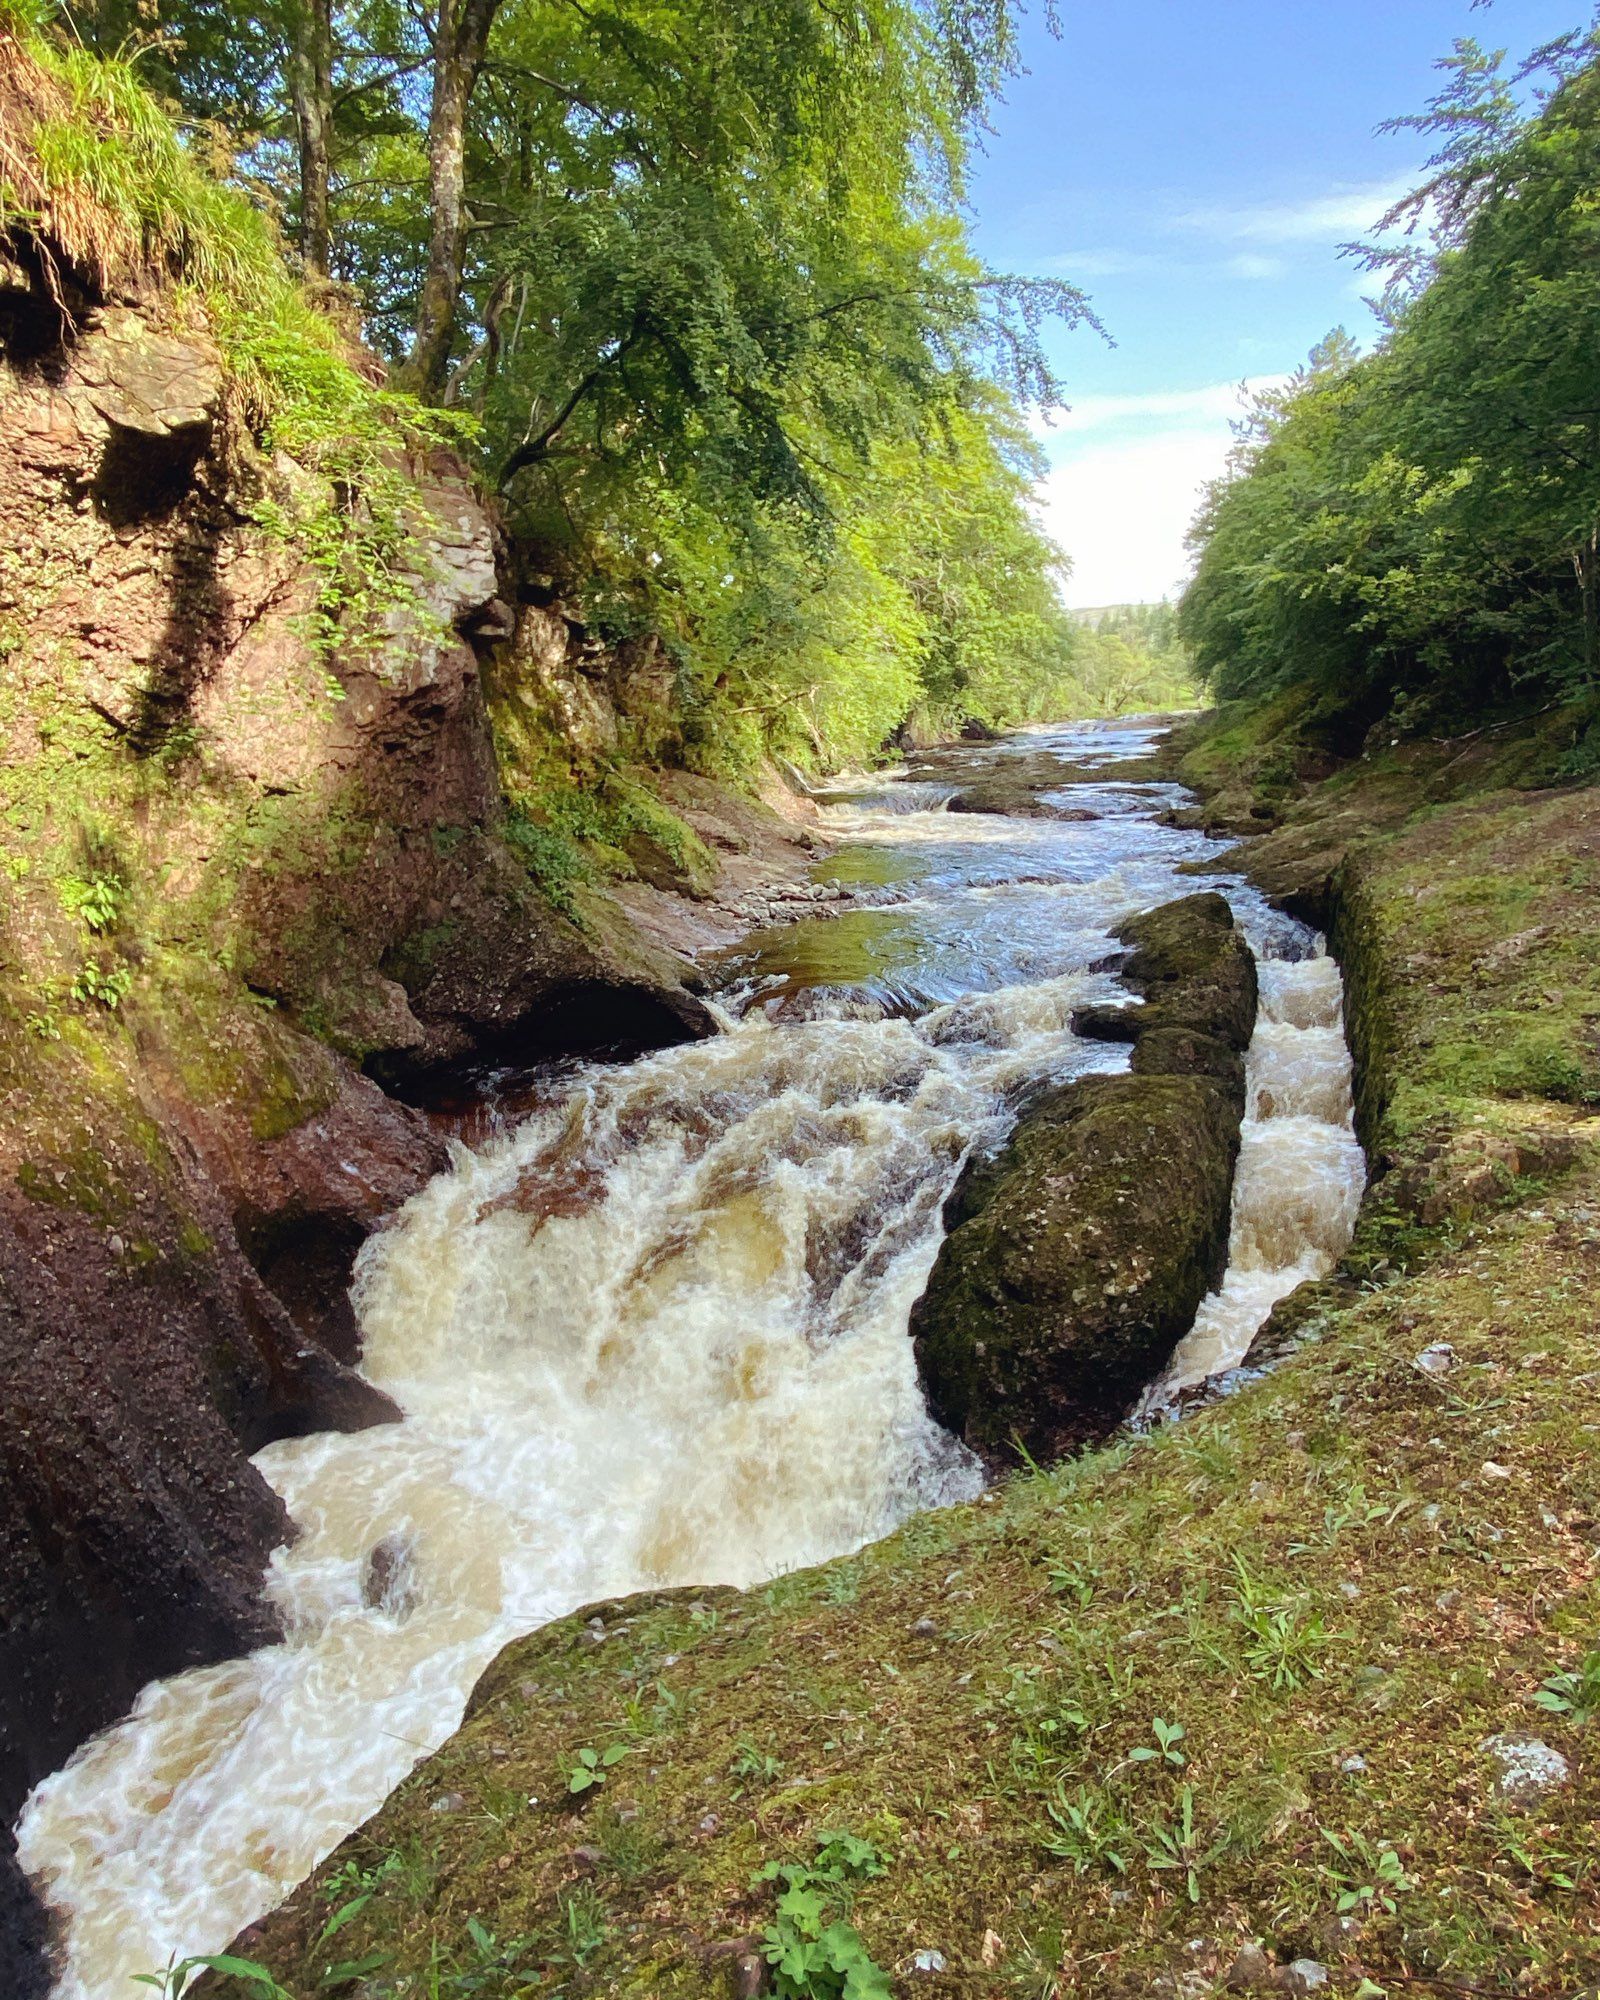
xmin=911 ymin=894 xmax=1256 ymax=1465
xmin=0 ymin=247 xmax=716 ymax=1988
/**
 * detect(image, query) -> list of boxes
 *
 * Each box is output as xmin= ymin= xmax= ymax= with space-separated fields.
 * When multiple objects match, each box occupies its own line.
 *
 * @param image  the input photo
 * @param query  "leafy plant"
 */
xmin=133 ymin=1954 xmax=292 ymax=1998
xmin=1320 ymin=1827 xmax=1415 ymax=1915
xmin=1533 ymin=1648 xmax=1600 ymax=1725
xmin=1231 ymin=1558 xmax=1327 ymax=1690
xmin=754 ymin=1832 xmax=891 ymax=2000
xmin=552 ymin=1886 xmax=610 ymax=1969
xmin=1141 ymin=1785 xmax=1215 ymax=1904
xmin=565 ymin=1742 xmax=629 ymax=1796
xmin=1130 ymin=1718 xmax=1187 ymax=1770
xmin=59 ymin=873 xmax=123 ymax=934
xmin=732 ymin=1739 xmax=784 ymax=1785
xmin=1040 ymin=1786 xmax=1128 ymax=1877
xmin=71 ymin=960 xmax=132 ymax=1009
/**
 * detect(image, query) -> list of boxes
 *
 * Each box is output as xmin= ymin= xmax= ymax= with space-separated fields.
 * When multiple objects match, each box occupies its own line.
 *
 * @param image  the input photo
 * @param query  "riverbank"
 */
xmin=214 ymin=704 xmax=1600 ymax=2000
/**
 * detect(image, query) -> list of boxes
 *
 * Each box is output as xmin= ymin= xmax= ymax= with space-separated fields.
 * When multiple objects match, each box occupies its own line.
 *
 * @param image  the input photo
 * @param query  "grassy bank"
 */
xmin=223 ymin=710 xmax=1600 ymax=2000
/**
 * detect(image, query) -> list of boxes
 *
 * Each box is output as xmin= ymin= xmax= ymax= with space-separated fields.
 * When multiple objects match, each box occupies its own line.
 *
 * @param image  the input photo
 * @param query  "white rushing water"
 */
xmin=1144 ymin=952 xmax=1366 ymax=1402
xmin=16 ymin=720 xmax=1364 ymax=1996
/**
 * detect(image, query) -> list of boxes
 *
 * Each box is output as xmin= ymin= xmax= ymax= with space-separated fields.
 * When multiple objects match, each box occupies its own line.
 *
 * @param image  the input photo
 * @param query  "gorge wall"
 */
xmin=0 ymin=240 xmax=725 ymax=1990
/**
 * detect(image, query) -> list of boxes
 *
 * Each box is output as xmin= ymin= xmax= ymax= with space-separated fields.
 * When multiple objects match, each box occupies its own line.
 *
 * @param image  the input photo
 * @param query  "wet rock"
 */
xmin=912 ymin=894 xmax=1256 ymax=1467
xmin=1481 ymin=1732 xmax=1571 ymax=1805
xmin=1101 ymin=893 xmax=1258 ymax=1054
xmin=361 ymin=1534 xmax=419 ymax=1619
xmin=911 ymin=1070 xmax=1243 ymax=1465
xmin=734 ymin=1952 xmax=770 ymax=1998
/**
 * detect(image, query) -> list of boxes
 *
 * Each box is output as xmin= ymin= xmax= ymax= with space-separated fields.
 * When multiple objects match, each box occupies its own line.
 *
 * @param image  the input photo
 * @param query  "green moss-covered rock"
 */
xmin=912 ymin=892 xmax=1256 ymax=1466
xmin=911 ymin=1070 xmax=1241 ymax=1465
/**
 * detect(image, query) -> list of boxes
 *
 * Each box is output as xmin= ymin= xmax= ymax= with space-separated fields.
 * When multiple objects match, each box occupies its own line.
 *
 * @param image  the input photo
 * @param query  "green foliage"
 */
xmin=755 ymin=1833 xmax=891 ymax=2000
xmin=1534 ymin=1647 xmax=1600 ymax=1725
xmin=1319 ymin=1828 xmax=1415 ymax=1916
xmin=1230 ymin=1558 xmax=1327 ymax=1691
xmin=58 ymin=872 xmax=122 ymax=933
xmin=132 ymin=1953 xmax=292 ymax=1999
xmin=19 ymin=0 xmax=1100 ymax=764
xmin=1068 ymin=603 xmax=1201 ymax=715
xmin=1183 ymin=28 xmax=1600 ymax=731
xmin=564 ymin=1741 xmax=629 ymax=1796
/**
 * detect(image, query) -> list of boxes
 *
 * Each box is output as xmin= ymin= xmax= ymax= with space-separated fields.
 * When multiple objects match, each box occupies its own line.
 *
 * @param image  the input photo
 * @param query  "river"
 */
xmin=15 ymin=718 xmax=1365 ymax=1996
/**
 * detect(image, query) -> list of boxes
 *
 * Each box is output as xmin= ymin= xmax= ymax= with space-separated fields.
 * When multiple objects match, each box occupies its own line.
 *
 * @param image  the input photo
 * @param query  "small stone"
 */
xmin=1436 ymin=1589 xmax=1461 ymax=1611
xmin=910 ymin=1949 xmax=948 ymax=1974
xmin=1339 ymin=1753 xmax=1367 ymax=1774
xmin=1412 ymin=1342 xmax=1456 ymax=1377
xmin=1482 ymin=1460 xmax=1512 ymax=1480
xmin=699 ymin=1813 xmax=721 ymax=1836
xmin=1224 ymin=1942 xmax=1276 ymax=1991
xmin=1281 ymin=1959 xmax=1328 ymax=1996
xmin=909 ymin=1617 xmax=939 ymax=1639
xmin=1339 ymin=1582 xmax=1360 ymax=1600
xmin=429 ymin=1791 xmax=466 ymax=1813
xmin=1481 ymin=1732 xmax=1571 ymax=1806
xmin=734 ymin=1951 xmax=770 ymax=1998
xmin=108 ymin=1234 xmax=124 ymax=1256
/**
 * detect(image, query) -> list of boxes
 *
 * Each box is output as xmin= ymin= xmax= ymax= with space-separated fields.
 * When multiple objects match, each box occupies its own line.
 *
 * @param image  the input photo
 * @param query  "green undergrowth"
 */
xmin=504 ymin=770 xmax=716 ymax=918
xmin=224 ymin=719 xmax=1600 ymax=1998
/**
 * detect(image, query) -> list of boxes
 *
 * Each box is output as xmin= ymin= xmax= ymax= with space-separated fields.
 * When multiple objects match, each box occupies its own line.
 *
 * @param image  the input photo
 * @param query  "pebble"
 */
xmin=429 ymin=1792 xmax=466 ymax=1813
xmin=699 ymin=1813 xmax=721 ymax=1835
xmin=908 ymin=1617 xmax=939 ymax=1639
xmin=1283 ymin=1960 xmax=1329 ymax=1996
xmin=1339 ymin=1753 xmax=1367 ymax=1774
xmin=910 ymin=1949 xmax=948 ymax=1974
xmin=1481 ymin=1460 xmax=1512 ymax=1481
xmin=1412 ymin=1342 xmax=1456 ymax=1377
xmin=1224 ymin=1942 xmax=1275 ymax=1991
xmin=1436 ymin=1588 xmax=1461 ymax=1611
xmin=1481 ymin=1732 xmax=1571 ymax=1805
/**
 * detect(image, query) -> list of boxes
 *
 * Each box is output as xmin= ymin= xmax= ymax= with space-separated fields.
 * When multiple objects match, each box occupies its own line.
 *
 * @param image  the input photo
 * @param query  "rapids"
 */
xmin=16 ymin=719 xmax=1365 ymax=1997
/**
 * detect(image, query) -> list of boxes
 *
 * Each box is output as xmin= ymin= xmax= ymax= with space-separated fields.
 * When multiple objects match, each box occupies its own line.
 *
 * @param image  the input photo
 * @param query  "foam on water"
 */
xmin=16 ymin=719 xmax=1362 ymax=1996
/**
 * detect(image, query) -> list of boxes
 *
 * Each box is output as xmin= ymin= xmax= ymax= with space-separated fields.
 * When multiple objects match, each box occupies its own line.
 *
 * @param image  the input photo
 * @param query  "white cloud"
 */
xmin=1035 ymin=374 xmax=1288 ymax=606
xmin=1039 ymin=247 xmax=1159 ymax=278
xmin=1173 ymin=175 xmax=1415 ymax=246
xmin=1045 ymin=374 xmax=1285 ymax=437
xmin=1039 ymin=429 xmax=1230 ymax=607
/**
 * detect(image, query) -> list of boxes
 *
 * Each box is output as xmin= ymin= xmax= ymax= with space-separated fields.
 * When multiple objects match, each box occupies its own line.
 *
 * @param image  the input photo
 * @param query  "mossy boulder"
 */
xmin=910 ymin=1071 xmax=1242 ymax=1464
xmin=912 ymin=892 xmax=1256 ymax=1467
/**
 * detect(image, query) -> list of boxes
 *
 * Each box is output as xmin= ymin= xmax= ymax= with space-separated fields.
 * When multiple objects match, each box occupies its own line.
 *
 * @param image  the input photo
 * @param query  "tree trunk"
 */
xmin=403 ymin=0 xmax=502 ymax=401
xmin=289 ymin=0 xmax=334 ymax=279
xmin=1581 ymin=526 xmax=1600 ymax=678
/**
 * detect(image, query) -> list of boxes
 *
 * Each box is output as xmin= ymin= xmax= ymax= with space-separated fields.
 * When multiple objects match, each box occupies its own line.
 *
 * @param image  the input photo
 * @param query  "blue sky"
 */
xmin=965 ymin=0 xmax=1586 ymax=605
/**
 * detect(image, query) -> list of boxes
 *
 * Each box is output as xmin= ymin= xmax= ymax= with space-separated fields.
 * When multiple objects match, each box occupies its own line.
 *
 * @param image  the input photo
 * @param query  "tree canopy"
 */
xmin=1181 ymin=21 xmax=1600 ymax=750
xmin=42 ymin=0 xmax=1102 ymax=762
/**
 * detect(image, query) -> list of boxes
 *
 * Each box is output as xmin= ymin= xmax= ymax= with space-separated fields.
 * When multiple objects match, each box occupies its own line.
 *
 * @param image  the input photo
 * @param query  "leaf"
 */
xmin=317 ymin=1895 xmax=372 ymax=1942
